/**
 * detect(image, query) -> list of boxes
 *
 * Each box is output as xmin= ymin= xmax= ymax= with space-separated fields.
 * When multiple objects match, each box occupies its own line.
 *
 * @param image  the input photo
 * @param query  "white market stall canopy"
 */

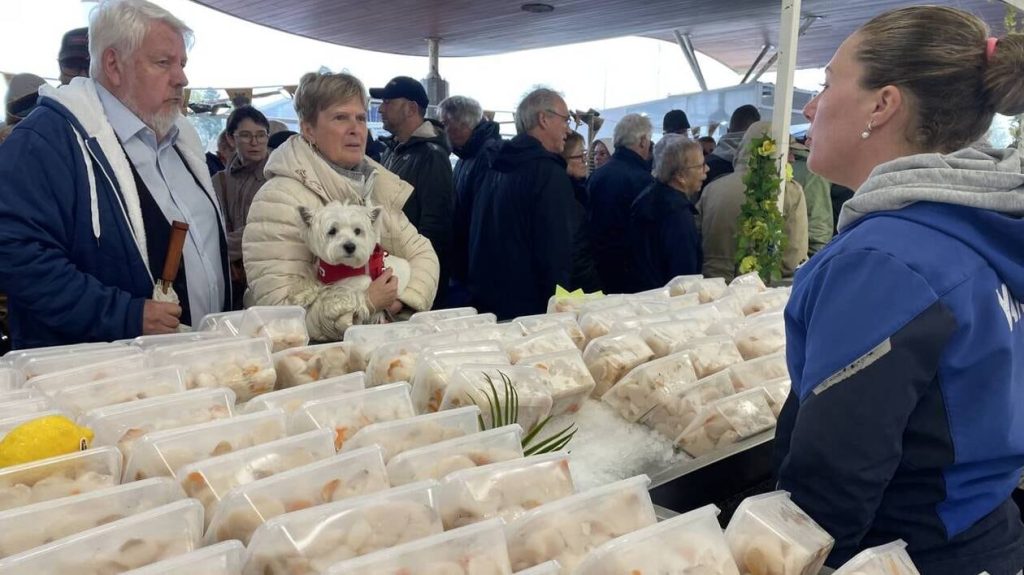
xmin=191 ymin=0 xmax=1011 ymax=71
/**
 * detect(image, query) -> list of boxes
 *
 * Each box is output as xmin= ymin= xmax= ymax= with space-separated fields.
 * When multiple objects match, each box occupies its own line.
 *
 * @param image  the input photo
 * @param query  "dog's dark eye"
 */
xmin=327 ymin=227 xmax=337 ymax=236
xmin=354 ymin=228 xmax=362 ymax=236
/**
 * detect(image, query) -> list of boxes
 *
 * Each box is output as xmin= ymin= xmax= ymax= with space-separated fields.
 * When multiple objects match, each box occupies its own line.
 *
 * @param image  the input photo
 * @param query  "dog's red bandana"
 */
xmin=317 ymin=245 xmax=387 ymax=284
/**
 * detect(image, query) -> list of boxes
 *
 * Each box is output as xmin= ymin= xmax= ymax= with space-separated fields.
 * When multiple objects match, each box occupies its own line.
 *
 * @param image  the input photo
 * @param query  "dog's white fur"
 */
xmin=297 ymin=201 xmax=410 ymax=324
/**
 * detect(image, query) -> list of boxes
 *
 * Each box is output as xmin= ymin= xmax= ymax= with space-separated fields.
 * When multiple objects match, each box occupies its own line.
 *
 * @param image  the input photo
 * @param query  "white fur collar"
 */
xmin=38 ymin=77 xmax=220 ymax=280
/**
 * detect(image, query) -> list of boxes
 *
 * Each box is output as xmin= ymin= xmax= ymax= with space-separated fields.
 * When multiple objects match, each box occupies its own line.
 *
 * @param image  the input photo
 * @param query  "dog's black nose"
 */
xmin=343 ymin=242 xmax=357 ymax=254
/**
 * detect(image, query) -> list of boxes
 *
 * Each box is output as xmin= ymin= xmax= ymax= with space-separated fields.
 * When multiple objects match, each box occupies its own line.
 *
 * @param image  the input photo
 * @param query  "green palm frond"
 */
xmin=477 ymin=371 xmax=576 ymax=455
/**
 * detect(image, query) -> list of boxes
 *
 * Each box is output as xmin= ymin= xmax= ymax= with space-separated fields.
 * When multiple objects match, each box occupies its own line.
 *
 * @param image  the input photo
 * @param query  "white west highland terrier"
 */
xmin=297 ymin=201 xmax=410 ymax=325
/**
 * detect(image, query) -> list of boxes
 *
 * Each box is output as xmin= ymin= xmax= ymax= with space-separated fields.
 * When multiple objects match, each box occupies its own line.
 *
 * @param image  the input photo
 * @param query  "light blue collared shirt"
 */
xmin=96 ymin=84 xmax=225 ymax=322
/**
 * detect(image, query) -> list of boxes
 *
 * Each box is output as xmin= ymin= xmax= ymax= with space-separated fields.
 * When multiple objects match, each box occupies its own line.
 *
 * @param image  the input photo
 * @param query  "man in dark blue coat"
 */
xmin=468 ymin=89 xmax=574 ymax=320
xmin=586 ymin=113 xmax=654 ymax=294
xmin=438 ymin=95 xmax=503 ymax=307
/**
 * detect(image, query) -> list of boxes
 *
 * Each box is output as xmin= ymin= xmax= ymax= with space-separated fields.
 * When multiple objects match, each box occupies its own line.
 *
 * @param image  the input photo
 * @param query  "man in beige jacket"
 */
xmin=697 ymin=121 xmax=809 ymax=282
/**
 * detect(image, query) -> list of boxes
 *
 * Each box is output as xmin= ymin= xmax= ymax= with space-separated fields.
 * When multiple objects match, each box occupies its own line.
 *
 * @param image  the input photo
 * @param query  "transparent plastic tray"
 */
xmin=410 ymin=307 xmax=479 ymax=325
xmin=705 ymin=317 xmax=747 ymax=338
xmin=546 ymin=292 xmax=607 ymax=315
xmin=505 ymin=475 xmax=656 ymax=573
xmin=434 ymin=313 xmax=498 ymax=332
xmin=0 ymin=498 xmax=204 ymax=575
xmin=0 ymin=396 xmax=54 ymax=421
xmin=343 ymin=406 xmax=482 ymax=462
xmin=84 ymin=388 xmax=236 ymax=460
xmin=364 ymin=333 xmax=456 ymax=388
xmin=734 ymin=312 xmax=786 ymax=360
xmin=122 ymin=540 xmax=245 ymax=575
xmin=601 ymin=351 xmax=698 ymax=422
xmin=639 ymin=318 xmax=709 ymax=358
xmin=761 ymin=377 xmax=792 ymax=417
xmin=239 ymin=305 xmax=310 ymax=353
xmin=148 ymin=337 xmax=275 ymax=402
xmin=676 ymin=388 xmax=778 ymax=457
xmin=0 ymin=368 xmax=24 ymax=392
xmin=325 ymin=518 xmax=512 ymax=575
xmin=244 ymin=480 xmax=443 ymax=575
xmin=514 ymin=312 xmax=586 ymax=350
xmin=197 ymin=310 xmax=245 ymax=336
xmin=514 ymin=561 xmax=561 ymax=574
xmin=729 ymin=271 xmax=767 ymax=291
xmin=386 ymin=425 xmax=524 ymax=486
xmin=666 ymin=274 xmax=704 ymax=297
xmin=0 ymin=477 xmax=184 ymax=558
xmin=833 ymin=540 xmax=920 ymax=575
xmin=728 ymin=351 xmax=789 ymax=393
xmin=28 ymin=353 xmax=148 ymax=395
xmin=441 ymin=365 xmax=552 ymax=431
xmin=0 ymin=389 xmax=41 ymax=404
xmin=507 ymin=328 xmax=579 ymax=365
xmin=289 ymin=382 xmax=416 ymax=450
xmin=206 ymin=446 xmax=390 ymax=545
xmin=641 ymin=371 xmax=738 ymax=441
xmin=582 ymin=331 xmax=655 ymax=398
xmin=273 ymin=342 xmax=355 ymax=388
xmin=572 ymin=503 xmax=740 ymax=575
xmin=517 ymin=350 xmax=596 ymax=416
xmin=0 ymin=446 xmax=122 ymax=512
xmin=412 ymin=350 xmax=509 ymax=414
xmin=743 ymin=288 xmax=791 ymax=316
xmin=5 ymin=342 xmax=123 ymax=370
xmin=129 ymin=331 xmax=237 ymax=352
xmin=725 ymin=491 xmax=834 ymax=575
xmin=686 ymin=277 xmax=729 ymax=303
xmin=178 ymin=429 xmax=336 ymax=525
xmin=344 ymin=323 xmax=437 ymax=373
xmin=607 ymin=313 xmax=672 ymax=336
xmin=437 ymin=451 xmax=574 ymax=530
xmin=578 ymin=304 xmax=640 ymax=343
xmin=123 ymin=409 xmax=289 ymax=482
xmin=669 ymin=334 xmax=746 ymax=379
xmin=13 ymin=343 xmax=132 ymax=379
xmin=451 ymin=323 xmax=527 ymax=345
xmin=243 ymin=373 xmax=365 ymax=415
xmin=51 ymin=366 xmax=187 ymax=419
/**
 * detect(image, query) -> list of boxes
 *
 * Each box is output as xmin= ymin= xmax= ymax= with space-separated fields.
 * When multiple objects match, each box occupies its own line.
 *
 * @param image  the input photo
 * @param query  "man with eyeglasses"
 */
xmin=58 ymin=28 xmax=90 ymax=85
xmin=213 ymin=105 xmax=271 ymax=309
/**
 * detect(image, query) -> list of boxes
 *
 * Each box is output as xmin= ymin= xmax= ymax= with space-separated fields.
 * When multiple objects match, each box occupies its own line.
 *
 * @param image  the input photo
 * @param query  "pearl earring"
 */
xmin=861 ymin=120 xmax=874 ymax=140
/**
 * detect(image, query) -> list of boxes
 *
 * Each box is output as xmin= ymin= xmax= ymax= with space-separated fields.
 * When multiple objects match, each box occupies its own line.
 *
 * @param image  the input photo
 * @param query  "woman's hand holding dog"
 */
xmin=367 ymin=268 xmax=399 ymax=312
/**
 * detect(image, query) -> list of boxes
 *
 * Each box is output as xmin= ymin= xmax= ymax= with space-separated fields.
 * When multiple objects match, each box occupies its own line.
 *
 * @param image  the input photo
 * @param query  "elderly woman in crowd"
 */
xmin=774 ymin=6 xmax=1024 ymax=572
xmin=589 ymin=137 xmax=612 ymax=171
xmin=243 ymin=72 xmax=439 ymax=341
xmin=561 ymin=131 xmax=602 ymax=293
xmin=627 ymin=135 xmax=706 ymax=292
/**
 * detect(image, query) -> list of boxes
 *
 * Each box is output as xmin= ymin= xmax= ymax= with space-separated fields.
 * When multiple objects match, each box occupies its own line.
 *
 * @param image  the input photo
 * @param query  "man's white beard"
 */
xmin=123 ymin=92 xmax=181 ymax=141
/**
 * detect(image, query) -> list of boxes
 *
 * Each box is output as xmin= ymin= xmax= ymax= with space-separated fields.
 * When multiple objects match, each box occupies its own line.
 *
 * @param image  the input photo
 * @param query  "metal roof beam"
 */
xmin=673 ymin=30 xmax=708 ymax=92
xmin=741 ymin=43 xmax=774 ymax=84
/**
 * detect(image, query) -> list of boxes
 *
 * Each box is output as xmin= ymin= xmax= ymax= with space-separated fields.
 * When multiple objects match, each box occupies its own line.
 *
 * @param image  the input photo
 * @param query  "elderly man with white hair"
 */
xmin=437 ymin=95 xmax=503 ymax=305
xmin=0 ymin=0 xmax=229 ymax=348
xmin=585 ymin=113 xmax=655 ymax=294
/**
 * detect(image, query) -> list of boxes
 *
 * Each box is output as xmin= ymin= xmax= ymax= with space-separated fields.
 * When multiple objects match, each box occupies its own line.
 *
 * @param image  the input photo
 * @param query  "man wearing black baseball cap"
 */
xmin=371 ymin=76 xmax=454 ymax=308
xmin=58 ymin=27 xmax=90 ymax=85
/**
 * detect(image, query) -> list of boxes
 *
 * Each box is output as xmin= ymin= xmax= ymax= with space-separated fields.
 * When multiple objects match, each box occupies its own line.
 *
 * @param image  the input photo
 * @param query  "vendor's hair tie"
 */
xmin=986 ymin=37 xmax=999 ymax=62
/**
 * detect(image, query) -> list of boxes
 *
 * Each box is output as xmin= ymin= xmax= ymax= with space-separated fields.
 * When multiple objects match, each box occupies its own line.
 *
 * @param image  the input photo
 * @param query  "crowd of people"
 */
xmin=0 ymin=1 xmax=1022 ymax=570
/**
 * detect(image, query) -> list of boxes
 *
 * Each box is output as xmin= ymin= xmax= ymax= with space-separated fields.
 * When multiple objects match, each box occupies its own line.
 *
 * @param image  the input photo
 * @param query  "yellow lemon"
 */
xmin=0 ymin=415 xmax=94 ymax=468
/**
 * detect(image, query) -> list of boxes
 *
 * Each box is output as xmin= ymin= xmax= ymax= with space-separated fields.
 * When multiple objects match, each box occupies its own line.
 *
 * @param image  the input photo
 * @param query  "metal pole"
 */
xmin=673 ymin=29 xmax=708 ymax=92
xmin=427 ymin=38 xmax=441 ymax=79
xmin=742 ymin=44 xmax=774 ymax=84
xmin=751 ymin=15 xmax=819 ymax=83
xmin=771 ymin=0 xmax=802 ymax=211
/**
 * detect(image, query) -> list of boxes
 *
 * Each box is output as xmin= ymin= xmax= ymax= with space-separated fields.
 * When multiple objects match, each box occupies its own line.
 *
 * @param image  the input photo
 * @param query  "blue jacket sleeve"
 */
xmin=0 ymin=126 xmax=146 ymax=343
xmin=778 ymin=249 xmax=956 ymax=566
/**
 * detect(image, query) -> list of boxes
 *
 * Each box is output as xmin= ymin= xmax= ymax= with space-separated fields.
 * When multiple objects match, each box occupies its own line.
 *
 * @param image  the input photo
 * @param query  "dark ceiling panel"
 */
xmin=191 ymin=0 xmax=1010 ymax=71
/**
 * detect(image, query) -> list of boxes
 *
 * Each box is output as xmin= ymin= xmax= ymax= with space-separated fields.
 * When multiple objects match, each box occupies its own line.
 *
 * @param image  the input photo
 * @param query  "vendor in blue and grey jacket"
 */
xmin=0 ymin=0 xmax=230 ymax=349
xmin=775 ymin=6 xmax=1024 ymax=574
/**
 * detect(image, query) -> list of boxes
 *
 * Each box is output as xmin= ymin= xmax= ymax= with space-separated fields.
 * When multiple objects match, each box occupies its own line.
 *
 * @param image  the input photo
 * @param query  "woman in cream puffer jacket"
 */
xmin=242 ymin=132 xmax=439 ymax=341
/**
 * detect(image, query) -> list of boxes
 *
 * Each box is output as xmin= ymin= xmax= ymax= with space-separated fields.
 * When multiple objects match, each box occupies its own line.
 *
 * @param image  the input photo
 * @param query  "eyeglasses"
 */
xmin=545 ymin=109 xmax=572 ymax=125
xmin=235 ymin=131 xmax=269 ymax=143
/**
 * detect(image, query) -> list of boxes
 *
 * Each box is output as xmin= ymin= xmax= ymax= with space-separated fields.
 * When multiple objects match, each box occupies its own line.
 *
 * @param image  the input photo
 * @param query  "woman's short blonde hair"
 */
xmin=293 ymin=71 xmax=369 ymax=126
